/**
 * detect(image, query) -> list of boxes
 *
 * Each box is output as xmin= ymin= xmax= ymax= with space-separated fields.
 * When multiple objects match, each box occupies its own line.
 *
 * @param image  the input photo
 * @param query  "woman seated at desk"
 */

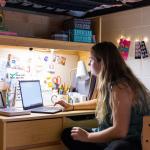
xmin=55 ymin=42 xmax=150 ymax=150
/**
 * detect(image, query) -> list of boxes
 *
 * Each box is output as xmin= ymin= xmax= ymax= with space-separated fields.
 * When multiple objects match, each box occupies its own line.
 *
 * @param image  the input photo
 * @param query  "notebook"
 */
xmin=19 ymin=80 xmax=62 ymax=114
xmin=0 ymin=107 xmax=31 ymax=116
xmin=0 ymin=91 xmax=31 ymax=116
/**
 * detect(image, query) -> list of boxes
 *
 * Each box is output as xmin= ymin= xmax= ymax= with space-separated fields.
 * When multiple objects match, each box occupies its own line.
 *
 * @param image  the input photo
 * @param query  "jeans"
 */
xmin=61 ymin=128 xmax=142 ymax=150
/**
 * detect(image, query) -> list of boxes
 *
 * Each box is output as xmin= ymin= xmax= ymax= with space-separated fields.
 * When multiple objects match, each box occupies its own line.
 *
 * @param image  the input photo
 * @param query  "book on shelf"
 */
xmin=0 ymin=30 xmax=17 ymax=36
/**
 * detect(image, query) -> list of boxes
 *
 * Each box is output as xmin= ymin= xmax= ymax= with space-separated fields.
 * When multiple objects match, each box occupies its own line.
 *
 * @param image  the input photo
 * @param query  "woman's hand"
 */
xmin=54 ymin=100 xmax=73 ymax=111
xmin=71 ymin=127 xmax=90 ymax=142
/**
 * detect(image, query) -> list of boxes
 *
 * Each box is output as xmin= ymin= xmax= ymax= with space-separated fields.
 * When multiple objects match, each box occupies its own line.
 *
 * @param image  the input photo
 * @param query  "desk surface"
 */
xmin=0 ymin=110 xmax=95 ymax=122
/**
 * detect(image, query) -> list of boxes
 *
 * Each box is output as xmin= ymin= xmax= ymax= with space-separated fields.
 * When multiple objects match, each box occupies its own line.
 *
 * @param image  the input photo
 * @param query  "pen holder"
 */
xmin=68 ymin=92 xmax=87 ymax=104
xmin=0 ymin=81 xmax=10 ymax=107
xmin=6 ymin=88 xmax=16 ymax=107
xmin=51 ymin=94 xmax=69 ymax=104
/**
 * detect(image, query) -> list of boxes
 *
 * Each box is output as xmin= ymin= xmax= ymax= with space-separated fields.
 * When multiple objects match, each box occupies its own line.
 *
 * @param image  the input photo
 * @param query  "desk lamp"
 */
xmin=76 ymin=60 xmax=89 ymax=79
xmin=69 ymin=60 xmax=89 ymax=91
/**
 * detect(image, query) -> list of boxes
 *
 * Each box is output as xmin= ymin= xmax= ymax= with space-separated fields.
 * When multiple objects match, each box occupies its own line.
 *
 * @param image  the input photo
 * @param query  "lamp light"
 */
xmin=143 ymin=37 xmax=149 ymax=43
xmin=76 ymin=60 xmax=89 ymax=79
xmin=69 ymin=60 xmax=89 ymax=90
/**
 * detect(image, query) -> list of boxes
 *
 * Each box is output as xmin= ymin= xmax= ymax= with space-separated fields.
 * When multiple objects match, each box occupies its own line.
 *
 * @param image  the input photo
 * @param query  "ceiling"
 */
xmin=4 ymin=0 xmax=150 ymax=18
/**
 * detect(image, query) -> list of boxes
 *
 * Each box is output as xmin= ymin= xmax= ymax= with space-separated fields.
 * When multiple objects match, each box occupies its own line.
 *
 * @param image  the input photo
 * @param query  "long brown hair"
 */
xmin=91 ymin=42 xmax=149 ymax=122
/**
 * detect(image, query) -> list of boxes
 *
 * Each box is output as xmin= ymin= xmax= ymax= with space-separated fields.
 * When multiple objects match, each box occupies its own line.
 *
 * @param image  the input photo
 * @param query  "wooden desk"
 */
xmin=0 ymin=110 xmax=97 ymax=150
xmin=142 ymin=116 xmax=150 ymax=150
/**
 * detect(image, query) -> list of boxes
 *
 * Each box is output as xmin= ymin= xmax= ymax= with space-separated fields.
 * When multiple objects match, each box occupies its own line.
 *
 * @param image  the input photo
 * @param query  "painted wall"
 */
xmin=101 ymin=6 xmax=150 ymax=90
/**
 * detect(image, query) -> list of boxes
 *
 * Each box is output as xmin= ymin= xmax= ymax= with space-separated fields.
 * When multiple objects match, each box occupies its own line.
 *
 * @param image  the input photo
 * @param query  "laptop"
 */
xmin=0 ymin=91 xmax=31 ymax=116
xmin=19 ymin=80 xmax=62 ymax=114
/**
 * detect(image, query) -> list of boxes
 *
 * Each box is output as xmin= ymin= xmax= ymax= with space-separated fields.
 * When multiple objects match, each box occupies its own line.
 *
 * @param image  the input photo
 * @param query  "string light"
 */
xmin=49 ymin=49 xmax=55 ymax=62
xmin=117 ymin=34 xmax=149 ymax=44
xmin=143 ymin=37 xmax=149 ymax=43
xmin=120 ymin=35 xmax=124 ymax=39
xmin=117 ymin=39 xmax=120 ymax=44
xmin=50 ymin=49 xmax=55 ymax=54
xmin=126 ymin=37 xmax=131 ymax=41
xmin=135 ymin=38 xmax=140 ymax=42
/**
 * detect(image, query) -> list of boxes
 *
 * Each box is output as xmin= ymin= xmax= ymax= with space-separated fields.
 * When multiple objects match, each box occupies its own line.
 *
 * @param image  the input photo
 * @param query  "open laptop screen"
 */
xmin=19 ymin=80 xmax=43 ymax=109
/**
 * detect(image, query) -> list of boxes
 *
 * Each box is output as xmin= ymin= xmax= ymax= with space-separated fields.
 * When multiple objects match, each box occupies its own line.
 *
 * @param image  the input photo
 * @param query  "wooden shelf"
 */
xmin=0 ymin=35 xmax=94 ymax=51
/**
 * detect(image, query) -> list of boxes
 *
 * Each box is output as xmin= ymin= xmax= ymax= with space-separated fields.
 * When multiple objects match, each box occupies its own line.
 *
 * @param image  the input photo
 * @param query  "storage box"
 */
xmin=69 ymin=29 xmax=93 ymax=37
xmin=51 ymin=33 xmax=68 ymax=41
xmin=64 ymin=18 xmax=91 ymax=30
xmin=70 ymin=35 xmax=93 ymax=43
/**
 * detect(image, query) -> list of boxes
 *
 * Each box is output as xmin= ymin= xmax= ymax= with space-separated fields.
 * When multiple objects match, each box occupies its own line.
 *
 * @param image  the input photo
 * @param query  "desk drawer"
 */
xmin=63 ymin=116 xmax=97 ymax=129
xmin=6 ymin=118 xmax=62 ymax=149
xmin=27 ymin=144 xmax=65 ymax=150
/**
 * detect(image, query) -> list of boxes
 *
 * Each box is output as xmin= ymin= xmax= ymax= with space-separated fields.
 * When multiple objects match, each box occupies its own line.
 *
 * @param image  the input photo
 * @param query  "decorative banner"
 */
xmin=135 ymin=41 xmax=149 ymax=59
xmin=118 ymin=38 xmax=131 ymax=60
xmin=140 ymin=41 xmax=149 ymax=59
xmin=135 ymin=41 xmax=141 ymax=59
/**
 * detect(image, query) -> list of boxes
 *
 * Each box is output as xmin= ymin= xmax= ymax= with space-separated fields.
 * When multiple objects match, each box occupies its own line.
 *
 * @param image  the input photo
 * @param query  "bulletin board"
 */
xmin=0 ymin=47 xmax=79 ymax=106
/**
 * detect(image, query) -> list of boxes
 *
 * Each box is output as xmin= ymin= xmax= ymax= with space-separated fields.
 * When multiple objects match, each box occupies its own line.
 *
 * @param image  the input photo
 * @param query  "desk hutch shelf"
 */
xmin=0 ymin=35 xmax=93 ymax=51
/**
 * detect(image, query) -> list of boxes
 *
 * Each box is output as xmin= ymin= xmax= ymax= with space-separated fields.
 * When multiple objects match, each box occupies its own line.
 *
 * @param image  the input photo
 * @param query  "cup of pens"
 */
xmin=57 ymin=94 xmax=68 ymax=102
xmin=51 ymin=94 xmax=69 ymax=104
xmin=6 ymin=87 xmax=16 ymax=107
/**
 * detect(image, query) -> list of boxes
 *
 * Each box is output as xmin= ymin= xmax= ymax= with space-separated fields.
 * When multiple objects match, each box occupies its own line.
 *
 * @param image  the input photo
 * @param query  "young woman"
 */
xmin=55 ymin=42 xmax=150 ymax=150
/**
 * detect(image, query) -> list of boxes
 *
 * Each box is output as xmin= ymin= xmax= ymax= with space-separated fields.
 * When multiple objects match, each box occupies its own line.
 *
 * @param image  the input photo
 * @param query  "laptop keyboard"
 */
xmin=31 ymin=106 xmax=62 ymax=113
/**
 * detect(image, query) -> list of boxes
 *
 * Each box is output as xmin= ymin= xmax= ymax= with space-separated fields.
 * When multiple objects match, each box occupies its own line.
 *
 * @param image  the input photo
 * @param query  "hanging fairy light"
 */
xmin=49 ymin=49 xmax=55 ymax=62
xmin=143 ymin=37 xmax=149 ymax=43
xmin=126 ymin=37 xmax=131 ymax=41
xmin=117 ymin=39 xmax=120 ymax=44
xmin=135 ymin=38 xmax=140 ymax=42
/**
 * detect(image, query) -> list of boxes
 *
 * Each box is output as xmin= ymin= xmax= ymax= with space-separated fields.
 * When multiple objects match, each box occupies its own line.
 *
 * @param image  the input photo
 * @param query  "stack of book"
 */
xmin=64 ymin=18 xmax=95 ymax=43
xmin=50 ymin=32 xmax=68 ymax=41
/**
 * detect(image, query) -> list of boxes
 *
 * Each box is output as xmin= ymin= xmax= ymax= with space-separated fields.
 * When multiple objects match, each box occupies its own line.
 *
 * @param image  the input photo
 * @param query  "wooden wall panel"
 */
xmin=3 ymin=10 xmax=71 ymax=38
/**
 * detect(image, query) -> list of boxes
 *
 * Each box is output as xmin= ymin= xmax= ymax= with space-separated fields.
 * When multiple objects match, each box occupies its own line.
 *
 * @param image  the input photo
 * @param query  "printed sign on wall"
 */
xmin=135 ymin=41 xmax=149 ymax=59
xmin=118 ymin=38 xmax=131 ymax=60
